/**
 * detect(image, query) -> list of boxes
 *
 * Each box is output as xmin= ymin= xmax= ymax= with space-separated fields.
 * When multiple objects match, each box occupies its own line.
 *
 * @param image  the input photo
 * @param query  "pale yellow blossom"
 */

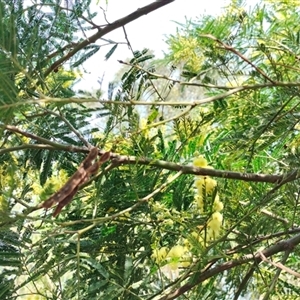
xmin=193 ymin=156 xmax=208 ymax=168
xmin=213 ymin=200 xmax=224 ymax=212
xmin=167 ymin=245 xmax=186 ymax=258
xmin=152 ymin=247 xmax=168 ymax=263
xmin=167 ymin=245 xmax=190 ymax=269
xmin=205 ymin=177 xmax=217 ymax=193
xmin=191 ymin=231 xmax=206 ymax=247
xmin=211 ymin=211 xmax=223 ymax=223
xmin=213 ymin=194 xmax=224 ymax=212
xmin=195 ymin=177 xmax=205 ymax=190
xmin=207 ymin=212 xmax=223 ymax=238
xmin=195 ymin=194 xmax=204 ymax=213
xmin=181 ymin=254 xmax=192 ymax=267
xmin=195 ymin=176 xmax=217 ymax=194
xmin=164 ymin=219 xmax=174 ymax=226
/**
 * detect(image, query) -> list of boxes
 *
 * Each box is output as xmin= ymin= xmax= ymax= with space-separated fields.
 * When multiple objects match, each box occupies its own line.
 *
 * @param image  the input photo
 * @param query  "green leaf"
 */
xmin=105 ymin=44 xmax=118 ymax=61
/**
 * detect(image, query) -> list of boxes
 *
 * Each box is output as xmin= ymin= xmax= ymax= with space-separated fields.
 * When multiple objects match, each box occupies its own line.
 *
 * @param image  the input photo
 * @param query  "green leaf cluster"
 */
xmin=2 ymin=0 xmax=300 ymax=299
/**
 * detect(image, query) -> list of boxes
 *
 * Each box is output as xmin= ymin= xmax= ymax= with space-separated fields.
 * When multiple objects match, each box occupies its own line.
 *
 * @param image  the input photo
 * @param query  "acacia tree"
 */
xmin=2 ymin=0 xmax=300 ymax=299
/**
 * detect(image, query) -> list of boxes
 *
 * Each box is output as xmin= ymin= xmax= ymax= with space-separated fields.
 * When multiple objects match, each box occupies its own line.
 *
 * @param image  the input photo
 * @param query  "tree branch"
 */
xmin=41 ymin=106 xmax=92 ymax=149
xmin=260 ymin=251 xmax=300 ymax=279
xmin=4 ymin=78 xmax=300 ymax=110
xmin=2 ymin=125 xmax=299 ymax=184
xmin=200 ymin=34 xmax=276 ymax=84
xmin=157 ymin=233 xmax=300 ymax=300
xmin=43 ymin=0 xmax=175 ymax=77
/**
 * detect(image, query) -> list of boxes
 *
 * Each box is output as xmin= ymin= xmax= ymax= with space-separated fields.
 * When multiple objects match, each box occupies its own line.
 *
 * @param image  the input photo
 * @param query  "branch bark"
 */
xmin=2 ymin=125 xmax=299 ymax=185
xmin=156 ymin=233 xmax=300 ymax=300
xmin=43 ymin=0 xmax=175 ymax=77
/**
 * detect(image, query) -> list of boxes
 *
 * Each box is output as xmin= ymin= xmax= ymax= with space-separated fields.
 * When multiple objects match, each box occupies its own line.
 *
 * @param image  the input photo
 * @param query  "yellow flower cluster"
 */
xmin=140 ymin=118 xmax=159 ymax=139
xmin=151 ymin=247 xmax=168 ymax=263
xmin=193 ymin=154 xmax=223 ymax=239
xmin=151 ymin=244 xmax=191 ymax=270
xmin=170 ymin=35 xmax=204 ymax=73
xmin=32 ymin=168 xmax=69 ymax=201
xmin=151 ymin=155 xmax=224 ymax=271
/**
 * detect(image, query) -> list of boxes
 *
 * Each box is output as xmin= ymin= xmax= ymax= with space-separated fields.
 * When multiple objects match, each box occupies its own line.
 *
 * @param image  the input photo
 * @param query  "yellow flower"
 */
xmin=152 ymin=202 xmax=166 ymax=212
xmin=191 ymin=231 xmax=206 ymax=247
xmin=205 ymin=177 xmax=217 ymax=193
xmin=207 ymin=211 xmax=223 ymax=237
xmin=208 ymin=219 xmax=221 ymax=232
xmin=140 ymin=118 xmax=148 ymax=130
xmin=181 ymin=254 xmax=192 ymax=267
xmin=214 ymin=200 xmax=224 ymax=212
xmin=213 ymin=194 xmax=224 ymax=212
xmin=195 ymin=176 xmax=217 ymax=194
xmin=195 ymin=177 xmax=205 ymax=190
xmin=193 ymin=156 xmax=208 ymax=168
xmin=164 ymin=219 xmax=174 ymax=226
xmin=167 ymin=245 xmax=186 ymax=258
xmin=195 ymin=194 xmax=204 ymax=213
xmin=212 ymin=211 xmax=223 ymax=223
xmin=214 ymin=193 xmax=220 ymax=202
xmin=152 ymin=247 xmax=168 ymax=263
xmin=167 ymin=245 xmax=190 ymax=269
xmin=31 ymin=182 xmax=42 ymax=195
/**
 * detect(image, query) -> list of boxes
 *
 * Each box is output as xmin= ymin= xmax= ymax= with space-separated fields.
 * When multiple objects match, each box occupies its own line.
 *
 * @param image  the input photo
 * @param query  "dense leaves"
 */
xmin=2 ymin=0 xmax=300 ymax=299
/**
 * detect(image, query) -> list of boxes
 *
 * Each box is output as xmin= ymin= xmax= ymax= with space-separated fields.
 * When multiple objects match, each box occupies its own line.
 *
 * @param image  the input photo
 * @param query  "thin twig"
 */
xmin=118 ymin=60 xmax=232 ymax=89
xmin=260 ymin=251 xmax=300 ymax=279
xmin=141 ymin=87 xmax=246 ymax=129
xmin=64 ymin=170 xmax=182 ymax=233
xmin=3 ymin=125 xmax=85 ymax=151
xmin=227 ymin=227 xmax=300 ymax=256
xmin=122 ymin=26 xmax=134 ymax=55
xmin=11 ymin=196 xmax=31 ymax=209
xmin=261 ymin=208 xmax=298 ymax=227
xmin=41 ymin=106 xmax=92 ymax=148
xmin=233 ymin=265 xmax=255 ymax=300
xmin=100 ymin=6 xmax=110 ymax=25
xmin=4 ymin=78 xmax=300 ymax=109
xmin=200 ymin=34 xmax=276 ymax=84
xmin=261 ymin=250 xmax=287 ymax=300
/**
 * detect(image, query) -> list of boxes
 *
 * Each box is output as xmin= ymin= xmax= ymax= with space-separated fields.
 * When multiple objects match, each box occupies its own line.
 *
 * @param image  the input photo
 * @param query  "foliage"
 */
xmin=2 ymin=0 xmax=300 ymax=300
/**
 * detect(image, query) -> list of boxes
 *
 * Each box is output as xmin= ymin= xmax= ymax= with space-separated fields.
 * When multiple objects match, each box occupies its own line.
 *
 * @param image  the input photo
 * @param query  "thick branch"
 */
xmin=111 ymin=154 xmax=297 ymax=184
xmin=44 ymin=0 xmax=175 ymax=77
xmin=157 ymin=233 xmax=300 ymax=300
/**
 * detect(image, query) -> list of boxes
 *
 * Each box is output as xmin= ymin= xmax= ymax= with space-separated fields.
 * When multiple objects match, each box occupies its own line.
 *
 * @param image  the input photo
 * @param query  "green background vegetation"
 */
xmin=1 ymin=0 xmax=300 ymax=299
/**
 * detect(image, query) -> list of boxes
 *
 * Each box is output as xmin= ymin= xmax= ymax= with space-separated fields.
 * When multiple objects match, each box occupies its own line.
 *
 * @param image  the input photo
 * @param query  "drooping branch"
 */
xmin=112 ymin=153 xmax=297 ymax=184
